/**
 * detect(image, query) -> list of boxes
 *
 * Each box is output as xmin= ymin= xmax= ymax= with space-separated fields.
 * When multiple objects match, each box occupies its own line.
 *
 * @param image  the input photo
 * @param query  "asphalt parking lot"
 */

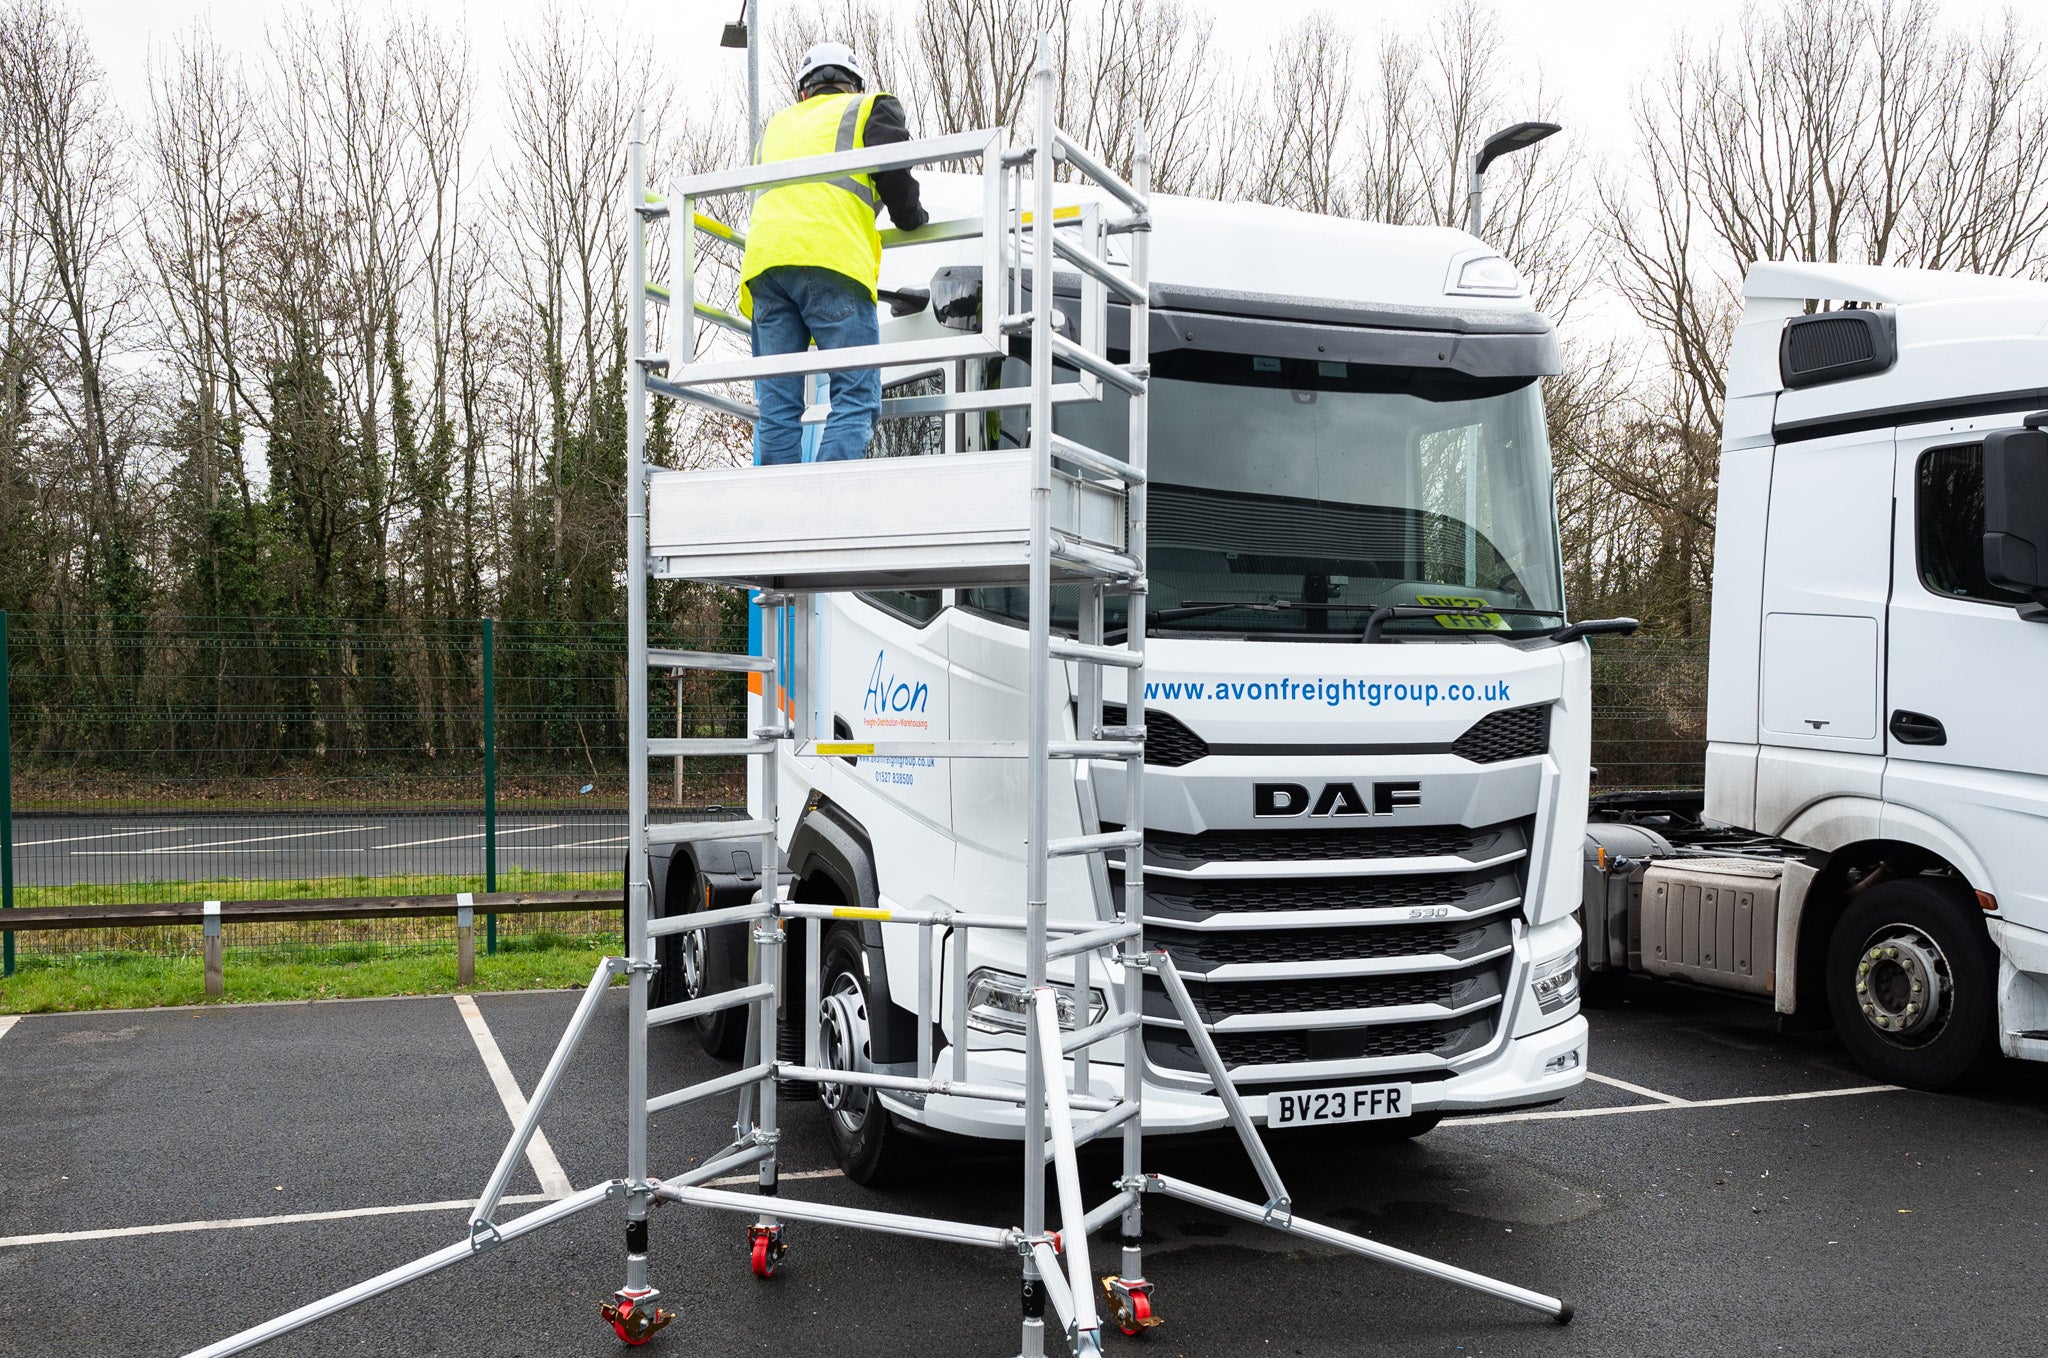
xmin=3 ymin=979 xmax=2045 ymax=1358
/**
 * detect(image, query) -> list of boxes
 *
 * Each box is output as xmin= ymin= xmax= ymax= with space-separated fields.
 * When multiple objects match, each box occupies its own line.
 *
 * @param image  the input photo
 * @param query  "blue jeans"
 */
xmin=749 ymin=266 xmax=880 ymax=465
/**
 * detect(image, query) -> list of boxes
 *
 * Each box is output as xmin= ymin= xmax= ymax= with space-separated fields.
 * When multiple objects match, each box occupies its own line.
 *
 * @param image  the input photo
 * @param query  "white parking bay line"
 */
xmin=0 ymin=1193 xmax=554 ymax=1250
xmin=1585 ymin=1071 xmax=1688 ymax=1104
xmin=1451 ymin=1083 xmax=1902 ymax=1128
xmin=0 ymin=1016 xmax=18 ymax=1044
xmin=454 ymin=995 xmax=575 ymax=1199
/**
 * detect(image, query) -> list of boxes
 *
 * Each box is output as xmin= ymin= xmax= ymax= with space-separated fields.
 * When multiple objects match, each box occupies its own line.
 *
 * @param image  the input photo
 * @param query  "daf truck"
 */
xmin=1583 ymin=260 xmax=2048 ymax=1091
xmin=657 ymin=182 xmax=1618 ymax=1181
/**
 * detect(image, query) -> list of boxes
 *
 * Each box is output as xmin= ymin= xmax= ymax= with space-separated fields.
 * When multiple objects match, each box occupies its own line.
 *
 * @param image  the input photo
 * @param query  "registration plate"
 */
xmin=1268 ymin=1082 xmax=1415 ymax=1129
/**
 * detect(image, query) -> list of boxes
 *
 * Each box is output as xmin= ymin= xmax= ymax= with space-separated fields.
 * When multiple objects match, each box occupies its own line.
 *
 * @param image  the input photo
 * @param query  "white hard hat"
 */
xmin=797 ymin=41 xmax=866 ymax=92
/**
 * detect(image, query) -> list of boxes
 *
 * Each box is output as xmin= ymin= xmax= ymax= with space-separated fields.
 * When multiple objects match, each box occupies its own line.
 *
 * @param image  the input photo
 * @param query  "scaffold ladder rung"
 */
xmin=648 ymin=736 xmax=776 ymax=757
xmin=647 ymin=647 xmax=774 ymax=673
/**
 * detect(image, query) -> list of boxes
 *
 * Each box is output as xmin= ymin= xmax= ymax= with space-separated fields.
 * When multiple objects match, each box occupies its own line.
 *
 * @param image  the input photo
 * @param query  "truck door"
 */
xmin=1752 ymin=427 xmax=1894 ymax=830
xmin=1886 ymin=420 xmax=2048 ymax=921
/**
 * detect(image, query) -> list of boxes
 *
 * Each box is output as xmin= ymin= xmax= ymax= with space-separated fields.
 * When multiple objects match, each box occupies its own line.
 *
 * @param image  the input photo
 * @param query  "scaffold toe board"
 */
xmin=646 ymin=452 xmax=1130 ymax=591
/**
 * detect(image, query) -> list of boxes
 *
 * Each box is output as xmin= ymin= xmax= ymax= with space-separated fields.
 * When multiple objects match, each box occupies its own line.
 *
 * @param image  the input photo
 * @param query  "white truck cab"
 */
xmin=657 ymin=180 xmax=1601 ymax=1179
xmin=1585 ymin=260 xmax=2048 ymax=1089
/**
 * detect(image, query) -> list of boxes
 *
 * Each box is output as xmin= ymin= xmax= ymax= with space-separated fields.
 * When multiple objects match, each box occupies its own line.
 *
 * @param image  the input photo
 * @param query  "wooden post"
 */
xmin=203 ymin=900 xmax=223 ymax=998
xmin=456 ymin=892 xmax=476 ymax=988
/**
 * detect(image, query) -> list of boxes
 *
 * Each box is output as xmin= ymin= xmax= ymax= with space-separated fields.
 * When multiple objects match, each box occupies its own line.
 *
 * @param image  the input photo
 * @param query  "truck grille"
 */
xmin=1124 ymin=862 xmax=1520 ymax=923
xmin=1144 ymin=916 xmax=1512 ymax=972
xmin=1145 ymin=961 xmax=1501 ymax=1023
xmin=1124 ymin=817 xmax=1534 ymax=1077
xmin=1100 ymin=703 xmax=1208 ymax=767
xmin=1450 ymin=704 xmax=1552 ymax=764
xmin=1127 ymin=820 xmax=1520 ymax=869
xmin=1148 ymin=1017 xmax=1494 ymax=1071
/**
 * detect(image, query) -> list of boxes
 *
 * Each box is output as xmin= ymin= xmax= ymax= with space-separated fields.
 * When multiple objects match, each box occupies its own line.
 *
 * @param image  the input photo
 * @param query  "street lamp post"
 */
xmin=1466 ymin=120 xmax=1562 ymax=238
xmin=720 ymin=0 xmax=762 ymax=149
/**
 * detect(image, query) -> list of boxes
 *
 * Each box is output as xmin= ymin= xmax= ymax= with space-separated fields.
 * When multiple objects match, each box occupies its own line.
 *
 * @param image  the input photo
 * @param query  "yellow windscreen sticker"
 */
xmin=1414 ymin=595 xmax=1508 ymax=630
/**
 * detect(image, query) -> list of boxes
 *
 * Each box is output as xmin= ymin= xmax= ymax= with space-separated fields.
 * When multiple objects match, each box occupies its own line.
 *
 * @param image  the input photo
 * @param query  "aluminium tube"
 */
xmin=1118 ymin=125 xmax=1154 ymax=1282
xmin=471 ymin=956 xmax=621 ymax=1229
xmin=654 ymin=1183 xmax=1017 ymax=1252
xmin=181 ymin=1182 xmax=616 ymax=1358
xmin=1019 ymin=41 xmax=1059 ymax=1358
xmin=623 ymin=111 xmax=655 ymax=1298
xmin=1144 ymin=1173 xmax=1571 ymax=1322
xmin=1151 ymin=953 xmax=1290 ymax=1215
xmin=1035 ymin=992 xmax=1103 ymax=1346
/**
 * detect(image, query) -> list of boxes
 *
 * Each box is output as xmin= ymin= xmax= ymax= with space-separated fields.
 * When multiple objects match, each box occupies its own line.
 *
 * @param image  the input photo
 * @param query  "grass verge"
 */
xmin=0 ymin=935 xmax=618 ymax=1014
xmin=1 ymin=870 xmax=625 ymax=1014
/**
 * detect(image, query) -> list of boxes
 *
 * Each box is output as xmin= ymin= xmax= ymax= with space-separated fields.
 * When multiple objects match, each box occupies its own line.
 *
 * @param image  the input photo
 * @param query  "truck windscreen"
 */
xmin=963 ymin=350 xmax=1565 ymax=639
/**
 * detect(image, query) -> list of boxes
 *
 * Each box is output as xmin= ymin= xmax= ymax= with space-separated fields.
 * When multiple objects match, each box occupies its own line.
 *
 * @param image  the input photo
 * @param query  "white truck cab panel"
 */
xmin=1592 ymin=259 xmax=2048 ymax=1090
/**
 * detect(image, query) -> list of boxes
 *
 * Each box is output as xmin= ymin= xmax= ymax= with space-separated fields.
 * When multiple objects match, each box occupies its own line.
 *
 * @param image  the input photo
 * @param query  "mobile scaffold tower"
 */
xmin=183 ymin=40 xmax=1569 ymax=1358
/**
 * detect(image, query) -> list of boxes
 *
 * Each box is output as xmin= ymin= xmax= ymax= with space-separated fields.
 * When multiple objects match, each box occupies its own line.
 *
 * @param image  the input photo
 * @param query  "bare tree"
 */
xmin=2 ymin=0 xmax=139 ymax=611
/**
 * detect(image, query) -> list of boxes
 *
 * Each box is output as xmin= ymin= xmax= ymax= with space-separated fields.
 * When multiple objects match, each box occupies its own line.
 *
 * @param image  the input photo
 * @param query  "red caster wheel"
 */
xmin=748 ymin=1224 xmax=786 ymax=1278
xmin=601 ymin=1297 xmax=673 ymax=1346
xmin=1100 ymin=1276 xmax=1163 ymax=1337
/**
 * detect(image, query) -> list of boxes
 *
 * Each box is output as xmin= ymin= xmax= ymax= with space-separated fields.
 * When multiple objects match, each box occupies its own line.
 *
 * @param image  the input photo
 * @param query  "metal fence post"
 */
xmin=203 ymin=900 xmax=223 ymax=998
xmin=2 ymin=609 xmax=13 ymax=980
xmin=482 ymin=618 xmax=498 ymax=955
xmin=456 ymin=892 xmax=476 ymax=987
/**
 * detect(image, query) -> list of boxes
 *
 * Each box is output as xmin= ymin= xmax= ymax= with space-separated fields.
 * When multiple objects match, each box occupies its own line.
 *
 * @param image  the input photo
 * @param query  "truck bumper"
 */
xmin=902 ymin=1015 xmax=1589 ymax=1139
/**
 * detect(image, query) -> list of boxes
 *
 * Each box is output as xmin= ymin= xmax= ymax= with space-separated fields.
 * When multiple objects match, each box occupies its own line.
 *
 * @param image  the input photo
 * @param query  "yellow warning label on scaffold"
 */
xmin=831 ymin=906 xmax=892 ymax=921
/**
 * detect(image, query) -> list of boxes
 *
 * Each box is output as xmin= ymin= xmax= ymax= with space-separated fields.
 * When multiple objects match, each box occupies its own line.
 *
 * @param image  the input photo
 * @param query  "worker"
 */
xmin=740 ymin=41 xmax=929 ymax=465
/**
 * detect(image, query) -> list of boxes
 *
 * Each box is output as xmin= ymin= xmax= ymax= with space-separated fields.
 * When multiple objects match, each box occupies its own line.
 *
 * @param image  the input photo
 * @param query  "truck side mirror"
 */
xmin=1983 ymin=421 xmax=2048 ymax=620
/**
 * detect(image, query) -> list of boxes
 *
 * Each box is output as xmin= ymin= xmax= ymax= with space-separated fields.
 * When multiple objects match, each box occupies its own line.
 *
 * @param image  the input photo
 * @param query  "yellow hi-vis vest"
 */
xmin=739 ymin=91 xmax=886 ymax=318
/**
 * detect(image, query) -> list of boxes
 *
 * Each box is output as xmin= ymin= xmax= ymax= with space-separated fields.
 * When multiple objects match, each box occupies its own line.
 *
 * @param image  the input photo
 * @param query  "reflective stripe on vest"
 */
xmin=739 ymin=91 xmax=885 ymax=317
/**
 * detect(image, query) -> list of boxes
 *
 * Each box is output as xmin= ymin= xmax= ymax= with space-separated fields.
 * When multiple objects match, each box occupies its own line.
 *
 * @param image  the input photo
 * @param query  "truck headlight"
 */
xmin=1530 ymin=950 xmax=1580 ymax=1015
xmin=965 ymin=969 xmax=1104 ymax=1034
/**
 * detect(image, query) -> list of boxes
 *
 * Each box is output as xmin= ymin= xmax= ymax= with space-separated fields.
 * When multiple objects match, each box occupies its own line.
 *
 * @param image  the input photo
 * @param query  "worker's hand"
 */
xmin=896 ymin=205 xmax=930 ymax=232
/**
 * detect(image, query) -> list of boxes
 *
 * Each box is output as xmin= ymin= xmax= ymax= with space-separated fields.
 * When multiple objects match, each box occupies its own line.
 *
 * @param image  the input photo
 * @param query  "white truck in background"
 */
xmin=654 ymin=182 xmax=1628 ymax=1181
xmin=1584 ymin=261 xmax=2048 ymax=1090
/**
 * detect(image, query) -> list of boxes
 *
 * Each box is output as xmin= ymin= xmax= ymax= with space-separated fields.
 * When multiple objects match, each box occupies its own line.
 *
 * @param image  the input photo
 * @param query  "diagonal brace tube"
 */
xmin=1033 ymin=989 xmax=1103 ymax=1349
xmin=1142 ymin=1173 xmax=1572 ymax=1323
xmin=471 ymin=957 xmax=622 ymax=1231
xmin=183 ymin=1182 xmax=617 ymax=1358
xmin=1147 ymin=950 xmax=1291 ymax=1218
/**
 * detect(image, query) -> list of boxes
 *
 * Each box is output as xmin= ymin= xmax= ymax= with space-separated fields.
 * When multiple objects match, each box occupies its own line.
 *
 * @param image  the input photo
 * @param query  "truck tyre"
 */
xmin=653 ymin=861 xmax=748 ymax=1061
xmin=1824 ymin=878 xmax=1995 ymax=1090
xmin=816 ymin=927 xmax=917 ymax=1185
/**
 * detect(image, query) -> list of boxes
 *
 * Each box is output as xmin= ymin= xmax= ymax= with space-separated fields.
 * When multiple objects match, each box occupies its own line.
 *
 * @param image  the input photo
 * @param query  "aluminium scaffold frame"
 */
xmin=182 ymin=39 xmax=1569 ymax=1358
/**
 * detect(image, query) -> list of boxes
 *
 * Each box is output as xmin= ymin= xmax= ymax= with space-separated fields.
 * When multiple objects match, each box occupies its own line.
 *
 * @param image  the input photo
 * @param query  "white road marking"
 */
xmin=139 ymin=825 xmax=385 ymax=853
xmin=0 ymin=1193 xmax=554 ymax=1249
xmin=454 ymin=995 xmax=576 ymax=1199
xmin=1585 ymin=1071 xmax=1688 ymax=1104
xmin=0 ymin=1016 xmax=18 ymax=1044
xmin=569 ymin=836 xmax=629 ymax=848
xmin=375 ymin=822 xmax=573 ymax=851
xmin=1450 ymin=1083 xmax=1902 ymax=1128
xmin=15 ymin=827 xmax=189 ymax=847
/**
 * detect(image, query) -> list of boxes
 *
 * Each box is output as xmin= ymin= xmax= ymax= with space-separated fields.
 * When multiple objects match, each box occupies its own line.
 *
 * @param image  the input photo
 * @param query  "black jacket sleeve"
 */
xmin=862 ymin=95 xmax=928 ymax=231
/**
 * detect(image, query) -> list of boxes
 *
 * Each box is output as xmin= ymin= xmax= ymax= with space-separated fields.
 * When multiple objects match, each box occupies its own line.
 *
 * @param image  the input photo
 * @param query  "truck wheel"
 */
xmin=1824 ymin=878 xmax=1995 ymax=1090
xmin=816 ymin=927 xmax=916 ymax=1185
xmin=654 ymin=864 xmax=747 ymax=1060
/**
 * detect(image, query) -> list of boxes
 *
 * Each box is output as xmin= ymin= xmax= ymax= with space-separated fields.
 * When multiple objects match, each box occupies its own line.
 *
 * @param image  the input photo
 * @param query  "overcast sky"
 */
xmin=71 ymin=0 xmax=2021 ymax=168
